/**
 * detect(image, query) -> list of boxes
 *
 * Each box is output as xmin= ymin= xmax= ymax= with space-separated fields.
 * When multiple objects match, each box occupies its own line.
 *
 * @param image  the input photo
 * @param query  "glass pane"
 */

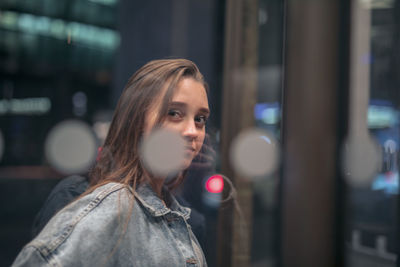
xmin=0 ymin=0 xmax=119 ymax=265
xmin=346 ymin=1 xmax=399 ymax=266
xmin=252 ymin=0 xmax=284 ymax=266
xmin=0 ymin=1 xmax=285 ymax=266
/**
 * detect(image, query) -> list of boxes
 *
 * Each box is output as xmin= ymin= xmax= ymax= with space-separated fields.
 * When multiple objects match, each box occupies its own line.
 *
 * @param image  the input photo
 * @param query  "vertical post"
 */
xmin=217 ymin=0 xmax=258 ymax=266
xmin=281 ymin=0 xmax=342 ymax=266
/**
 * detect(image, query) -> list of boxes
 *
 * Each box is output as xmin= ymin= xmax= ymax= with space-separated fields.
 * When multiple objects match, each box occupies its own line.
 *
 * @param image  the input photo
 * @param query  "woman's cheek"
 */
xmin=197 ymin=135 xmax=205 ymax=153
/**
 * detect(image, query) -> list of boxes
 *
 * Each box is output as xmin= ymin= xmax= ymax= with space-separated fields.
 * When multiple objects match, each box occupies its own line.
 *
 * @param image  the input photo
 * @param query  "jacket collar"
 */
xmin=133 ymin=183 xmax=191 ymax=220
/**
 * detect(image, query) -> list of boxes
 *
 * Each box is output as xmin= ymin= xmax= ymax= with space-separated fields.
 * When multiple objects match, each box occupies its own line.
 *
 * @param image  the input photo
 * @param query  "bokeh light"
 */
xmin=140 ymin=128 xmax=186 ymax=177
xmin=205 ymin=174 xmax=224 ymax=193
xmin=44 ymin=120 xmax=98 ymax=174
xmin=341 ymin=134 xmax=382 ymax=187
xmin=72 ymin=91 xmax=87 ymax=117
xmin=230 ymin=128 xmax=280 ymax=178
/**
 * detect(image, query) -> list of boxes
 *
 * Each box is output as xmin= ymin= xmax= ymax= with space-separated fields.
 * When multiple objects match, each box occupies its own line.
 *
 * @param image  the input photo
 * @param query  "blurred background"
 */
xmin=0 ymin=0 xmax=400 ymax=266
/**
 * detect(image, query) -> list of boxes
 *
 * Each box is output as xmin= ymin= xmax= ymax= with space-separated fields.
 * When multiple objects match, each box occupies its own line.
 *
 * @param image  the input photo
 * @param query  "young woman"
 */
xmin=13 ymin=59 xmax=210 ymax=266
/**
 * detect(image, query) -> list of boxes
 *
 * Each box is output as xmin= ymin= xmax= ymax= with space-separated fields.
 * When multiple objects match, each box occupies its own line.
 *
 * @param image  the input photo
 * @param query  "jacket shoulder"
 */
xmin=21 ymin=183 xmax=133 ymax=261
xmin=12 ymin=246 xmax=51 ymax=267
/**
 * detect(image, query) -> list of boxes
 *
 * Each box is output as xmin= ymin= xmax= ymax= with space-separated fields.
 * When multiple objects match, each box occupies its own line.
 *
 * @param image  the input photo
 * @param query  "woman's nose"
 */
xmin=182 ymin=120 xmax=198 ymax=140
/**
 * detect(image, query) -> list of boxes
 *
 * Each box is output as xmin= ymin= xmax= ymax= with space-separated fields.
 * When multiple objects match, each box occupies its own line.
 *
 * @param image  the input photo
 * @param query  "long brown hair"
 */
xmin=88 ymin=58 xmax=208 ymax=194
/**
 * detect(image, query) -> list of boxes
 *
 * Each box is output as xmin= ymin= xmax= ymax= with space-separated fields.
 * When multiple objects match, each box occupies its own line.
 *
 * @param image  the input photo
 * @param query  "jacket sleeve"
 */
xmin=31 ymin=175 xmax=89 ymax=238
xmin=12 ymin=246 xmax=51 ymax=267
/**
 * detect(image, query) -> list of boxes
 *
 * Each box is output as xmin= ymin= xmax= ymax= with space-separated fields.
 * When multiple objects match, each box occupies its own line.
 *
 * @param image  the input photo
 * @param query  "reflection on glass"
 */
xmin=346 ymin=1 xmax=399 ymax=266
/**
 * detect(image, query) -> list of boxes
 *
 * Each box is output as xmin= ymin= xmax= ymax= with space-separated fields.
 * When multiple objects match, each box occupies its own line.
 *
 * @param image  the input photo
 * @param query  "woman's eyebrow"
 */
xmin=169 ymin=101 xmax=186 ymax=108
xmin=169 ymin=101 xmax=210 ymax=115
xmin=199 ymin=108 xmax=210 ymax=116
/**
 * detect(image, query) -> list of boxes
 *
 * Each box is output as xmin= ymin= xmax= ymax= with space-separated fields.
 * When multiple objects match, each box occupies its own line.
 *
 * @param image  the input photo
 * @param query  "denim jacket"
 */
xmin=12 ymin=182 xmax=207 ymax=267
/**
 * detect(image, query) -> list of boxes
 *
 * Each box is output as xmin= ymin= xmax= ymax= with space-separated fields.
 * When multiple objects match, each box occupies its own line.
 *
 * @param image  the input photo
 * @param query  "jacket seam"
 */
xmin=21 ymin=245 xmax=61 ymax=267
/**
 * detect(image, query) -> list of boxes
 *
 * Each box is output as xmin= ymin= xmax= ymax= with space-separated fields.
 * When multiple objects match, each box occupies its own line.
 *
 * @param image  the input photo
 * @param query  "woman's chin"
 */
xmin=181 ymin=157 xmax=194 ymax=170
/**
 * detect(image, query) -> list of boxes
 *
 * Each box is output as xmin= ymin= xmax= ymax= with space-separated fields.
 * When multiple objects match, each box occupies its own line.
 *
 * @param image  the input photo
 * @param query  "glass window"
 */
xmin=346 ymin=1 xmax=399 ymax=266
xmin=5 ymin=1 xmax=400 ymax=267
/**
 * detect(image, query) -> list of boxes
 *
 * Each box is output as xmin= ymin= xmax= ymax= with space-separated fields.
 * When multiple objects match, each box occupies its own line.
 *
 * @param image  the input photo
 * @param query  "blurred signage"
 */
xmin=0 ymin=11 xmax=120 ymax=50
xmin=368 ymin=104 xmax=399 ymax=128
xmin=88 ymin=0 xmax=118 ymax=5
xmin=254 ymin=102 xmax=280 ymax=125
xmin=0 ymin=97 xmax=51 ymax=115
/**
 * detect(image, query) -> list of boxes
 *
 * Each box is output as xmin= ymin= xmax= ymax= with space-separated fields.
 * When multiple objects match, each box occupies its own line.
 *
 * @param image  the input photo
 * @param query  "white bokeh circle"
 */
xmin=230 ymin=128 xmax=280 ymax=178
xmin=140 ymin=128 xmax=186 ymax=177
xmin=45 ymin=119 xmax=98 ymax=174
xmin=341 ymin=134 xmax=382 ymax=187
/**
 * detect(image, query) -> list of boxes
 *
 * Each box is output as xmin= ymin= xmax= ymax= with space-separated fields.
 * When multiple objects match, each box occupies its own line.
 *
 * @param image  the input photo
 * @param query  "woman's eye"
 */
xmin=168 ymin=110 xmax=182 ymax=119
xmin=195 ymin=115 xmax=207 ymax=126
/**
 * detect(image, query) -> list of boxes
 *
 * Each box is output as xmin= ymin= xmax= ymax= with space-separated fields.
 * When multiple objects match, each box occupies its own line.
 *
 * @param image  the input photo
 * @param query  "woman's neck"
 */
xmin=145 ymin=171 xmax=182 ymax=205
xmin=151 ymin=179 xmax=165 ymax=199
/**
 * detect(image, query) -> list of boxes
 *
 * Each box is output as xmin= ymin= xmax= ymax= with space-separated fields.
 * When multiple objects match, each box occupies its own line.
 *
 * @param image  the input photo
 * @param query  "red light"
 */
xmin=205 ymin=175 xmax=224 ymax=193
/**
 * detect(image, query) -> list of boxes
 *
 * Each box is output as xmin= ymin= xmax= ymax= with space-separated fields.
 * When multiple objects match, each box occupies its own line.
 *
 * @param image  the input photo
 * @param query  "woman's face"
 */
xmin=144 ymin=78 xmax=209 ymax=169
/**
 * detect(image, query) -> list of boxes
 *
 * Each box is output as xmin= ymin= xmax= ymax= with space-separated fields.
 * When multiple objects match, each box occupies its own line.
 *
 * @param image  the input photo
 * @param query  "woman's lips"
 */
xmin=184 ymin=147 xmax=196 ymax=157
xmin=185 ymin=147 xmax=195 ymax=152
